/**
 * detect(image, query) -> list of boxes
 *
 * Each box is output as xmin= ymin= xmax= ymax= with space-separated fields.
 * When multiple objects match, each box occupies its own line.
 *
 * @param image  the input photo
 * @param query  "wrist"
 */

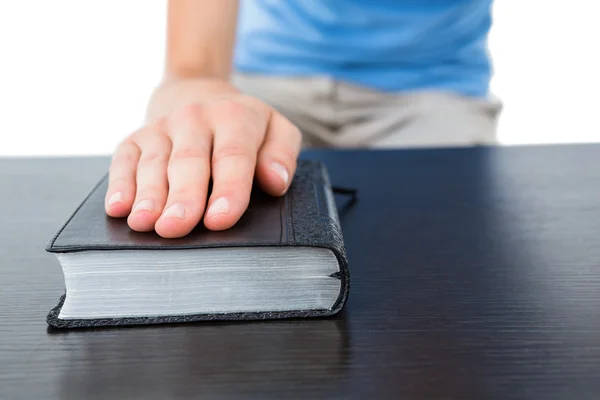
xmin=145 ymin=76 xmax=238 ymax=123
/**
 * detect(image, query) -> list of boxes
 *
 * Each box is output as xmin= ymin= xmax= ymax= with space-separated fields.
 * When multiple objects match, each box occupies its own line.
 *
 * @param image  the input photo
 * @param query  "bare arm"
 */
xmin=165 ymin=0 xmax=239 ymax=80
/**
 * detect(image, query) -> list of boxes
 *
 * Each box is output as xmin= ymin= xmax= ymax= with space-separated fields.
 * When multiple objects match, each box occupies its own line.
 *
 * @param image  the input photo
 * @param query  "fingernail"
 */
xmin=133 ymin=199 xmax=153 ymax=213
xmin=107 ymin=192 xmax=123 ymax=206
xmin=271 ymin=162 xmax=289 ymax=185
xmin=207 ymin=197 xmax=229 ymax=217
xmin=162 ymin=203 xmax=186 ymax=219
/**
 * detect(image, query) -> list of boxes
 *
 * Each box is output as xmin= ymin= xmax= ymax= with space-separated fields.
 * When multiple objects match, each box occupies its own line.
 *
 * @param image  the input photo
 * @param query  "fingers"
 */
xmin=126 ymin=125 xmax=172 ymax=232
xmin=105 ymin=97 xmax=298 ymax=237
xmin=255 ymin=112 xmax=302 ymax=196
xmin=203 ymin=101 xmax=270 ymax=231
xmin=154 ymin=105 xmax=212 ymax=238
xmin=105 ymin=139 xmax=141 ymax=217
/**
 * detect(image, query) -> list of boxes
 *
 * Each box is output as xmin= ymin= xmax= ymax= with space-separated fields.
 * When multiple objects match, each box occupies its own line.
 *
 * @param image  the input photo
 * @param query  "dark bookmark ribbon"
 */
xmin=332 ymin=186 xmax=358 ymax=200
xmin=332 ymin=186 xmax=359 ymax=217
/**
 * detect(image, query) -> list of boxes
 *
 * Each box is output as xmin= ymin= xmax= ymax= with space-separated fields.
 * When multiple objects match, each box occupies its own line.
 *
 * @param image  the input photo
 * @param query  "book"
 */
xmin=45 ymin=160 xmax=350 ymax=329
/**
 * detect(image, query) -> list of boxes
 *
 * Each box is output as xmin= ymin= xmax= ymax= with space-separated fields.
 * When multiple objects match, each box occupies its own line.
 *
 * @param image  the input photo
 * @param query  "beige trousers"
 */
xmin=232 ymin=73 xmax=502 ymax=149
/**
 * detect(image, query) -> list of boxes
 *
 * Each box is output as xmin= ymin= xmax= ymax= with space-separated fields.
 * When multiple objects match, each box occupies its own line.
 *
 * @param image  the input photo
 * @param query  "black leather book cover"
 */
xmin=45 ymin=160 xmax=350 ymax=328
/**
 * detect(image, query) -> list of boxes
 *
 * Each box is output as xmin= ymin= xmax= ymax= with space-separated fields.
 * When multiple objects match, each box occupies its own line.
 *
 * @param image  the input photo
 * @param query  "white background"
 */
xmin=0 ymin=1 xmax=598 ymax=156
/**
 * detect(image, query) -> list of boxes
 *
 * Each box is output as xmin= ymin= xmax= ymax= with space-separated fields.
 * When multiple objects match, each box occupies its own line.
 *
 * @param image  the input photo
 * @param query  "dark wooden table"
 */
xmin=1 ymin=144 xmax=600 ymax=399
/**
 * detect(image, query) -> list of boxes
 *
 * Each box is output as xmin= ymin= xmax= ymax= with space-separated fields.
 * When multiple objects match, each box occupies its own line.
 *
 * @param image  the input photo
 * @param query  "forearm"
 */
xmin=165 ymin=0 xmax=238 ymax=81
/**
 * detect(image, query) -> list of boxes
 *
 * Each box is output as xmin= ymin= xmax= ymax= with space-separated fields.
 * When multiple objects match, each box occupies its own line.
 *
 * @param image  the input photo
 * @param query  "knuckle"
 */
xmin=172 ymin=103 xmax=205 ymax=126
xmin=167 ymin=186 xmax=199 ymax=200
xmin=152 ymin=116 xmax=169 ymax=132
xmin=107 ymin=176 xmax=130 ymax=187
xmin=110 ymin=140 xmax=140 ymax=167
xmin=212 ymin=145 xmax=255 ymax=164
xmin=118 ymin=136 xmax=138 ymax=149
xmin=213 ymin=99 xmax=249 ymax=118
xmin=170 ymin=147 xmax=208 ymax=162
xmin=290 ymin=125 xmax=302 ymax=140
xmin=136 ymin=183 xmax=165 ymax=196
xmin=239 ymin=95 xmax=268 ymax=113
xmin=275 ymin=147 xmax=298 ymax=168
xmin=139 ymin=150 xmax=169 ymax=164
xmin=278 ymin=116 xmax=302 ymax=138
xmin=111 ymin=150 xmax=138 ymax=167
xmin=128 ymin=128 xmax=145 ymax=142
xmin=271 ymin=115 xmax=302 ymax=149
xmin=289 ymin=126 xmax=303 ymax=148
xmin=112 ymin=146 xmax=140 ymax=162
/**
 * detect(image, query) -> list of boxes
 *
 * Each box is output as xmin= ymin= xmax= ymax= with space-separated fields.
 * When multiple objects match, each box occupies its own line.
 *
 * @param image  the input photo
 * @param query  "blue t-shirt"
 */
xmin=234 ymin=0 xmax=493 ymax=97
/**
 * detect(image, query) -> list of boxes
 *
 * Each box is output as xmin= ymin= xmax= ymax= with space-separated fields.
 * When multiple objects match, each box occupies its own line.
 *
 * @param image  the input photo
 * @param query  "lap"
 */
xmin=362 ymin=91 xmax=503 ymax=148
xmin=231 ymin=73 xmax=502 ymax=149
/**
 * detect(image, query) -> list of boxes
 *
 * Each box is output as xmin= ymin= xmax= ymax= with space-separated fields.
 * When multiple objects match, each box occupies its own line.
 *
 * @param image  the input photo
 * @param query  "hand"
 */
xmin=104 ymin=78 xmax=301 ymax=238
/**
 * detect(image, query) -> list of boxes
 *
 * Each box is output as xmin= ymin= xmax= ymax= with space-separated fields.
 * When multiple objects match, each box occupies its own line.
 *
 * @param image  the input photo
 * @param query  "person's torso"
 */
xmin=233 ymin=0 xmax=493 ymax=97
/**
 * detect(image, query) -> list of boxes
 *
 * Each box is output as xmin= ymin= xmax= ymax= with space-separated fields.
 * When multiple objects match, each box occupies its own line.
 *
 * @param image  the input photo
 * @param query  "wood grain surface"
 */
xmin=1 ymin=144 xmax=600 ymax=399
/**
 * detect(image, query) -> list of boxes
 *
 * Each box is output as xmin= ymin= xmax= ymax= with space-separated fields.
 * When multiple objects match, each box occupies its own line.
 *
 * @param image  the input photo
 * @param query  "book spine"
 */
xmin=287 ymin=160 xmax=350 ymax=312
